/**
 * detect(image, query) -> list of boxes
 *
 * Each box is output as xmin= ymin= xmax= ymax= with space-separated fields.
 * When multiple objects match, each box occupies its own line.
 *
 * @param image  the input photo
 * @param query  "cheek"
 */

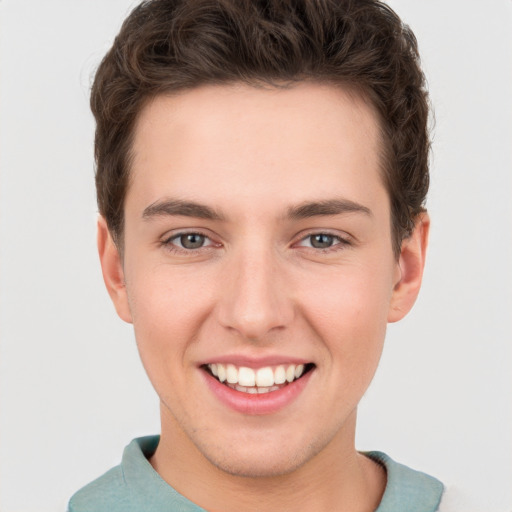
xmin=298 ymin=265 xmax=391 ymax=363
xmin=301 ymin=263 xmax=391 ymax=322
xmin=125 ymin=265 xmax=212 ymax=377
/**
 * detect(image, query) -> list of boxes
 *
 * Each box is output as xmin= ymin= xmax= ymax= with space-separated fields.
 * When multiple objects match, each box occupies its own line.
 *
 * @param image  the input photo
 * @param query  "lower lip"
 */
xmin=203 ymin=369 xmax=313 ymax=415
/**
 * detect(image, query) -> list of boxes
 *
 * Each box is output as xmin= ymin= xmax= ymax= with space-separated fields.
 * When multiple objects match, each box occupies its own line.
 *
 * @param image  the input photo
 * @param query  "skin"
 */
xmin=98 ymin=82 xmax=429 ymax=512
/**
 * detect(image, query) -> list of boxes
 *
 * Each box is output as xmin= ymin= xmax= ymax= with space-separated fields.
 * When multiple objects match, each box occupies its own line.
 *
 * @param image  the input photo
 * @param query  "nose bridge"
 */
xmin=218 ymin=241 xmax=292 ymax=340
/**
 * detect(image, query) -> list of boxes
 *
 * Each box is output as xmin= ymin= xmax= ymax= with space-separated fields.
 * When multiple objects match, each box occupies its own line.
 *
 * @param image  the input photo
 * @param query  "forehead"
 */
xmin=129 ymin=82 xmax=386 ymax=217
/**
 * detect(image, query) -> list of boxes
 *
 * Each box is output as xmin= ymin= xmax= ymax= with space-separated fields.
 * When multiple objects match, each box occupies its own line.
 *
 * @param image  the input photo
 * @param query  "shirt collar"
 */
xmin=123 ymin=437 xmax=443 ymax=512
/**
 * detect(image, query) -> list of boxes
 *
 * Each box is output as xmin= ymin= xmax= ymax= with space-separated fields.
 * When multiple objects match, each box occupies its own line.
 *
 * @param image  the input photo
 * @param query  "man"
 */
xmin=68 ymin=0 xmax=448 ymax=510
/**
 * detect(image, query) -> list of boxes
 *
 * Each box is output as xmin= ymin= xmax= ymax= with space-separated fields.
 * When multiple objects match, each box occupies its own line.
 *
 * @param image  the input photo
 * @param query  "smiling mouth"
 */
xmin=203 ymin=362 xmax=315 ymax=394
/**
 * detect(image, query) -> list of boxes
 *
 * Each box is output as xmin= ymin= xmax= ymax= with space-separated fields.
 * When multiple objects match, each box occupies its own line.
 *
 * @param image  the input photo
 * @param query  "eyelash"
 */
xmin=295 ymin=232 xmax=351 ymax=252
xmin=161 ymin=231 xmax=352 ymax=255
xmin=161 ymin=231 xmax=217 ymax=254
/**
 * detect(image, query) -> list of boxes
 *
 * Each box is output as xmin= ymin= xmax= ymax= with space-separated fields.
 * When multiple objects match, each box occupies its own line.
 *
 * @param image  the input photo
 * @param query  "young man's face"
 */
xmin=99 ymin=82 xmax=427 ymax=478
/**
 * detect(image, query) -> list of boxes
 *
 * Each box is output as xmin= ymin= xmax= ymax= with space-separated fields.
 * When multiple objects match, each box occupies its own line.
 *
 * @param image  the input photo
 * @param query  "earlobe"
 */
xmin=388 ymin=213 xmax=430 ymax=323
xmin=97 ymin=217 xmax=133 ymax=323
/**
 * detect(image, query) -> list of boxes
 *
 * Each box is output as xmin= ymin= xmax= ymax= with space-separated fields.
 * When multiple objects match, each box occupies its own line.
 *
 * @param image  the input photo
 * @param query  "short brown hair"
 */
xmin=91 ymin=0 xmax=430 ymax=256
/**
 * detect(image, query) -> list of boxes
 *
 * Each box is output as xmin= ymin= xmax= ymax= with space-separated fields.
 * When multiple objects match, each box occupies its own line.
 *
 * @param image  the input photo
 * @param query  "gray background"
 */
xmin=1 ymin=1 xmax=511 ymax=510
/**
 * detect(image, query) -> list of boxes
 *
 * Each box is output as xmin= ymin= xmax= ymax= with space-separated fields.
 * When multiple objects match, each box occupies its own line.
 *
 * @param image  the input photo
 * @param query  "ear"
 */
xmin=388 ymin=213 xmax=430 ymax=323
xmin=97 ymin=216 xmax=133 ymax=323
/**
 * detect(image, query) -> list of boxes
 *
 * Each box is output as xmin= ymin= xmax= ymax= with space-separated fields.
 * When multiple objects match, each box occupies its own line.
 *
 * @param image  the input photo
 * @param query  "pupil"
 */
xmin=181 ymin=233 xmax=205 ymax=249
xmin=311 ymin=234 xmax=333 ymax=249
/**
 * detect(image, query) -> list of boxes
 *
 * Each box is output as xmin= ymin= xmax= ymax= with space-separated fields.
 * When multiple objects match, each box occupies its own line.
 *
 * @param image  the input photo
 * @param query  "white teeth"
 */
xmin=256 ymin=367 xmax=274 ymax=387
xmin=274 ymin=365 xmax=286 ymax=384
xmin=238 ymin=367 xmax=256 ymax=387
xmin=217 ymin=364 xmax=226 ymax=382
xmin=226 ymin=364 xmax=238 ymax=384
xmin=207 ymin=362 xmax=310 ymax=391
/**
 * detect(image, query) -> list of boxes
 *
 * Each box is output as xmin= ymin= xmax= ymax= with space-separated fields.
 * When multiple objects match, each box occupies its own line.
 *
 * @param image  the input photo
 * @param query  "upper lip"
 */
xmin=198 ymin=354 xmax=312 ymax=368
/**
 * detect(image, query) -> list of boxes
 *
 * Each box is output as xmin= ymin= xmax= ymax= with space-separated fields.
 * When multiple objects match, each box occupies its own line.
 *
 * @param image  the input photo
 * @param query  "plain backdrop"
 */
xmin=0 ymin=1 xmax=511 ymax=511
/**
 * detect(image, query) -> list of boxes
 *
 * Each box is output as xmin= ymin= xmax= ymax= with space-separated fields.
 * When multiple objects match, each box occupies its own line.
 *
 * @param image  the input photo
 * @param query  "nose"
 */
xmin=216 ymin=247 xmax=294 ymax=341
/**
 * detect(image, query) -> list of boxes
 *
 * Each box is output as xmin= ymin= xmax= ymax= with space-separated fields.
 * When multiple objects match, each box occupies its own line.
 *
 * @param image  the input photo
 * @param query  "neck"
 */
xmin=150 ymin=406 xmax=386 ymax=512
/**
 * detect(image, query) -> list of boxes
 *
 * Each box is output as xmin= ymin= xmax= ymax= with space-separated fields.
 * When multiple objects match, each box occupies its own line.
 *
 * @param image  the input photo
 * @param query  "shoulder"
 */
xmin=68 ymin=464 xmax=131 ymax=512
xmin=67 ymin=436 xmax=205 ymax=512
xmin=365 ymin=451 xmax=444 ymax=512
xmin=367 ymin=453 xmax=499 ymax=512
xmin=67 ymin=436 xmax=156 ymax=512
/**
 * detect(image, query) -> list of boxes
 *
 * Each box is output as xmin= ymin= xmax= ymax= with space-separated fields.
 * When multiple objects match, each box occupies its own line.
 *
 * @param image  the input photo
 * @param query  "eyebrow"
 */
xmin=142 ymin=197 xmax=371 ymax=222
xmin=142 ymin=199 xmax=225 ymax=221
xmin=287 ymin=199 xmax=372 ymax=219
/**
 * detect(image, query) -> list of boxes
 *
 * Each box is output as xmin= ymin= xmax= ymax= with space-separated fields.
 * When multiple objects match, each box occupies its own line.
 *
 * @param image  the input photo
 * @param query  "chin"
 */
xmin=210 ymin=454 xmax=304 ymax=479
xmin=200 ymin=437 xmax=322 ymax=479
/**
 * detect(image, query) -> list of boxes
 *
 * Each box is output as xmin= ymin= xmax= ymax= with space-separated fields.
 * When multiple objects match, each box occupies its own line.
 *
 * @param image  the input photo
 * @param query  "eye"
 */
xmin=167 ymin=232 xmax=213 ymax=250
xmin=297 ymin=233 xmax=348 ymax=250
xmin=309 ymin=233 xmax=336 ymax=249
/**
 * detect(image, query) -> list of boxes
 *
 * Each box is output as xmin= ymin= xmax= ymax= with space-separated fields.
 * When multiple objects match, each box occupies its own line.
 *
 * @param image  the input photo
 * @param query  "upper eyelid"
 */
xmin=171 ymin=233 xmax=213 ymax=243
xmin=160 ymin=230 xmax=219 ymax=253
xmin=295 ymin=234 xmax=349 ymax=248
xmin=162 ymin=228 xmax=214 ymax=242
xmin=294 ymin=229 xmax=352 ymax=243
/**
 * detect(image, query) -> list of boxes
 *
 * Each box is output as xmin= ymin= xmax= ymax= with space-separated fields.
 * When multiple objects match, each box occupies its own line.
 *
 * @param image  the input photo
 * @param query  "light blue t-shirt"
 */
xmin=68 ymin=436 xmax=444 ymax=512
